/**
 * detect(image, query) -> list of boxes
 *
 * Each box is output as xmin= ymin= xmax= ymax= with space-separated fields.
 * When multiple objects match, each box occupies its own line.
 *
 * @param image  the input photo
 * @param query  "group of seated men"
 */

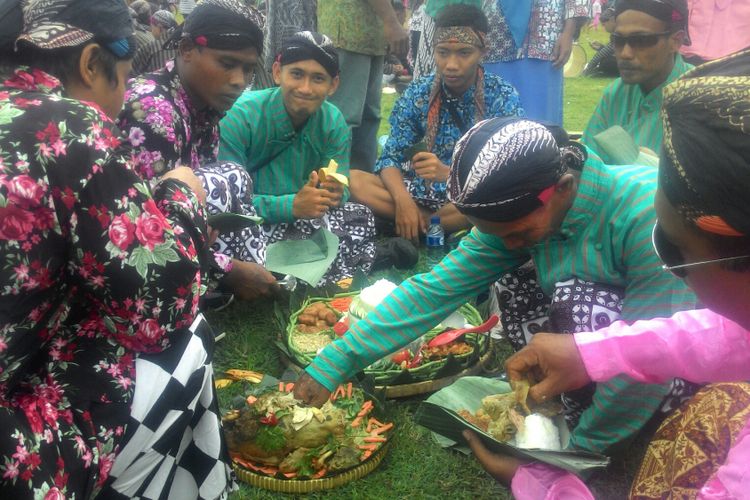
xmin=117 ymin=0 xmax=696 ymax=471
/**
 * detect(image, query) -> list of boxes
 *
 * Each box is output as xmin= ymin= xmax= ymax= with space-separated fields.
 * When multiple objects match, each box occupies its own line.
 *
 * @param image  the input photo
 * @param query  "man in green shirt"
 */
xmin=582 ymin=0 xmax=692 ymax=162
xmin=295 ymin=117 xmax=697 ymax=454
xmin=219 ymin=32 xmax=377 ymax=285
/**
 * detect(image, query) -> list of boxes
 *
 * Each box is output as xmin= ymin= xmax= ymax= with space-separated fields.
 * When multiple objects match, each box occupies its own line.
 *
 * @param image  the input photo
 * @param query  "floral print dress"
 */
xmin=0 ymin=68 xmax=208 ymax=498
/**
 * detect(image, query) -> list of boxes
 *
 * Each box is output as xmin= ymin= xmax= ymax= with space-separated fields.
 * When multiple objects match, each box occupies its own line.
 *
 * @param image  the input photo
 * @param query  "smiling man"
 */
xmin=295 ymin=117 xmax=698 ymax=457
xmin=218 ymin=31 xmax=377 ymax=285
xmin=349 ymin=4 xmax=523 ymax=241
xmin=118 ymin=0 xmax=279 ymax=302
xmin=582 ymin=0 xmax=692 ymax=158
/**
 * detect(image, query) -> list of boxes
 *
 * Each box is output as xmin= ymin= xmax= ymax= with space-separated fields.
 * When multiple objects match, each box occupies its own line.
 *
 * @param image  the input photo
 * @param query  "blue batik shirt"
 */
xmin=375 ymin=71 xmax=523 ymax=206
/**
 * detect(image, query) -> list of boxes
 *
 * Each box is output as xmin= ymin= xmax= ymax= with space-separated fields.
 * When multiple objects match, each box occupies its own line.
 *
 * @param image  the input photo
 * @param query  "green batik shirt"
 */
xmin=582 ymin=55 xmax=693 ymax=158
xmin=218 ymin=87 xmax=351 ymax=224
xmin=307 ymin=151 xmax=697 ymax=454
xmin=317 ymin=0 xmax=386 ymax=56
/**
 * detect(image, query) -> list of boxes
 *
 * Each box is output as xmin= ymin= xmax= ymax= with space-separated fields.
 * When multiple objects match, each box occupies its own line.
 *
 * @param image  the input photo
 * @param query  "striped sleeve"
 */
xmin=218 ymin=98 xmax=251 ymax=167
xmin=252 ymin=194 xmax=296 ymax=223
xmin=306 ymin=229 xmax=529 ymax=391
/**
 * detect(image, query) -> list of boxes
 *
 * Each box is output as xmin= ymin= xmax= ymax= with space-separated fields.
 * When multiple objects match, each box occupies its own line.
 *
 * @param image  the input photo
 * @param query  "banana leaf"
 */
xmin=414 ymin=376 xmax=609 ymax=476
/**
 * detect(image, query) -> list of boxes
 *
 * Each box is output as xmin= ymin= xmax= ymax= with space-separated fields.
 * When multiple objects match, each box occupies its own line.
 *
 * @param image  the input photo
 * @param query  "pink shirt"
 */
xmin=681 ymin=0 xmax=750 ymax=61
xmin=511 ymin=309 xmax=750 ymax=499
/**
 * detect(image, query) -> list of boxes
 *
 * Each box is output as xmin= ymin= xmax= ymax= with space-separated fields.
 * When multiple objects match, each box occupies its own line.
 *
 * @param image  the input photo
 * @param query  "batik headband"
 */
xmin=434 ymin=26 xmax=486 ymax=49
xmin=615 ymin=0 xmax=690 ymax=44
xmin=278 ymin=31 xmax=339 ymax=77
xmin=660 ymin=48 xmax=750 ymax=237
xmin=178 ymin=0 xmax=264 ymax=51
xmin=16 ymin=0 xmax=135 ymax=57
xmin=448 ymin=117 xmax=585 ymax=223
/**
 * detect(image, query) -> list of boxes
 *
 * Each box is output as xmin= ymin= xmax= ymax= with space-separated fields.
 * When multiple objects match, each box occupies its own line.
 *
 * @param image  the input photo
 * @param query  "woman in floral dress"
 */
xmin=0 ymin=1 xmax=231 ymax=498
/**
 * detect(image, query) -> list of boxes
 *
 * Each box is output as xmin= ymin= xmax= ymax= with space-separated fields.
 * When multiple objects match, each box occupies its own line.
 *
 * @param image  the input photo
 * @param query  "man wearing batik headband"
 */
xmin=582 ymin=0 xmax=693 ymax=162
xmin=295 ymin=116 xmax=697 ymax=460
xmin=349 ymin=4 xmax=523 ymax=242
xmin=130 ymin=9 xmax=178 ymax=74
xmin=119 ymin=0 xmax=281 ymax=302
xmin=219 ymin=31 xmax=379 ymax=285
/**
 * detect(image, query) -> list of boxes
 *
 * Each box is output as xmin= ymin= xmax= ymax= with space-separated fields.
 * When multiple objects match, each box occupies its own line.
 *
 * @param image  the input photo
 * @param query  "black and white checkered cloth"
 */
xmin=103 ymin=314 xmax=236 ymax=499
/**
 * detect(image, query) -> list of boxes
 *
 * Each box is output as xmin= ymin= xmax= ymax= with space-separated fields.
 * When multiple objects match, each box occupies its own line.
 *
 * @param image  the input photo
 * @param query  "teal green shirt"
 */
xmin=307 ymin=152 xmax=697 ymax=453
xmin=218 ymin=87 xmax=351 ymax=224
xmin=582 ymin=55 xmax=693 ymax=159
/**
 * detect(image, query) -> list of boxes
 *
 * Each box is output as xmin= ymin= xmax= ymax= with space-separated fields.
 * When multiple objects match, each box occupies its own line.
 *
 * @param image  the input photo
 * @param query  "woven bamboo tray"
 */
xmin=233 ymin=434 xmax=390 ymax=493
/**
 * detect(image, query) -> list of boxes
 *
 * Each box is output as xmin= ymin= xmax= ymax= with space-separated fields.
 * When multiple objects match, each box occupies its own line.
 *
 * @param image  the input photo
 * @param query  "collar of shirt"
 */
xmin=557 ymin=147 xmax=606 ymax=240
xmin=440 ymin=77 xmax=478 ymax=107
xmin=635 ymin=55 xmax=692 ymax=109
xmin=163 ymin=60 xmax=225 ymax=131
xmin=264 ymin=86 xmax=327 ymax=148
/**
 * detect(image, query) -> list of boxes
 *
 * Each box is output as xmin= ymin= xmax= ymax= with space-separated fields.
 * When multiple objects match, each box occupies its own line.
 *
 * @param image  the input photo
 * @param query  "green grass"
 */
xmin=214 ymin=27 xmax=634 ymax=498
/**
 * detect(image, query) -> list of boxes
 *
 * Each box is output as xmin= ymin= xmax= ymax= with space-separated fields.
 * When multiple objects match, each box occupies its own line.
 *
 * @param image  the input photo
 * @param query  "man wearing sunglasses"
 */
xmin=582 ymin=0 xmax=692 ymax=161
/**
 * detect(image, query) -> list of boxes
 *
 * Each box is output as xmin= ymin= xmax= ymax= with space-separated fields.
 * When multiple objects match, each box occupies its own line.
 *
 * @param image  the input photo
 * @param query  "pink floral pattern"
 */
xmin=118 ymin=60 xmax=223 ymax=181
xmin=0 ymin=67 xmax=208 ymax=497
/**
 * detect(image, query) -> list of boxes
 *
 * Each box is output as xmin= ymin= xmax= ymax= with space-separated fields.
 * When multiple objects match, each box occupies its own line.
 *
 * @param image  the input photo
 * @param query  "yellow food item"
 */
xmin=318 ymin=159 xmax=349 ymax=187
xmin=225 ymin=369 xmax=264 ymax=383
xmin=215 ymin=378 xmax=234 ymax=389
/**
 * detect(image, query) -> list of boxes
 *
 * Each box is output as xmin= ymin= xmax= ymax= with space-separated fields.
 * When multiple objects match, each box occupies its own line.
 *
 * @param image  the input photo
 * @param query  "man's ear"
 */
xmin=669 ymin=30 xmax=686 ymax=52
xmin=328 ymin=74 xmax=340 ymax=95
xmin=272 ymin=61 xmax=282 ymax=85
xmin=77 ymin=43 xmax=103 ymax=89
xmin=556 ymin=172 xmax=577 ymax=194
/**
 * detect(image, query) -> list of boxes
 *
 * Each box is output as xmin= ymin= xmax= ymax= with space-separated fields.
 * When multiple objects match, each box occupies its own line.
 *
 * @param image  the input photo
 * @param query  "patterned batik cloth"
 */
xmin=199 ymin=162 xmax=267 ymax=266
xmin=490 ymin=269 xmax=700 ymax=428
xmin=104 ymin=315 xmax=235 ymax=500
xmin=631 ymin=383 xmax=750 ymax=500
xmin=263 ymin=202 xmax=377 ymax=286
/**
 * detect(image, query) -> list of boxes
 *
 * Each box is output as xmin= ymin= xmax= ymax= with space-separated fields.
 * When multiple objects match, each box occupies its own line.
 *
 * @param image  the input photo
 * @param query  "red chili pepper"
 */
xmin=333 ymin=316 xmax=349 ymax=336
xmin=391 ymin=349 xmax=412 ymax=365
xmin=260 ymin=412 xmax=278 ymax=425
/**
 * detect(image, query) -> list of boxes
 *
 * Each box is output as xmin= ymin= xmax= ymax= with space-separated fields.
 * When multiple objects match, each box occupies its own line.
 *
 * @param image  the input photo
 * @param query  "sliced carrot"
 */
xmin=358 ymin=444 xmax=378 ymax=451
xmin=312 ymin=468 xmax=328 ymax=479
xmin=283 ymin=472 xmax=297 ymax=479
xmin=258 ymin=465 xmax=278 ymax=475
xmin=356 ymin=403 xmax=373 ymax=418
xmin=278 ymin=382 xmax=284 ymax=392
xmin=363 ymin=436 xmax=387 ymax=443
xmin=368 ymin=417 xmax=385 ymax=427
xmin=372 ymin=422 xmax=394 ymax=435
xmin=351 ymin=416 xmax=362 ymax=427
xmin=246 ymin=395 xmax=257 ymax=405
xmin=285 ymin=382 xmax=295 ymax=393
xmin=347 ymin=382 xmax=353 ymax=399
xmin=336 ymin=385 xmax=346 ymax=399
xmin=360 ymin=450 xmax=373 ymax=461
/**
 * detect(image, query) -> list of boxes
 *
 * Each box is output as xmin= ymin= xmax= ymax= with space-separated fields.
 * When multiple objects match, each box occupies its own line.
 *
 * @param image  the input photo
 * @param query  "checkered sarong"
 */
xmin=103 ymin=314 xmax=235 ymax=499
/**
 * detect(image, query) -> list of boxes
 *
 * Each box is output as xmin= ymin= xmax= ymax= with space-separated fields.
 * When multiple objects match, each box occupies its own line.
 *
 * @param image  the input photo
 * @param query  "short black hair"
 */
xmin=698 ymin=229 xmax=750 ymax=272
xmin=434 ymin=4 xmax=488 ymax=33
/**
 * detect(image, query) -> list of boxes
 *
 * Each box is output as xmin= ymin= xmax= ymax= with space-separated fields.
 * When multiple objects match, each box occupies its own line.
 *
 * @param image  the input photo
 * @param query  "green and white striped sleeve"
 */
xmin=306 ymin=229 xmax=528 ymax=391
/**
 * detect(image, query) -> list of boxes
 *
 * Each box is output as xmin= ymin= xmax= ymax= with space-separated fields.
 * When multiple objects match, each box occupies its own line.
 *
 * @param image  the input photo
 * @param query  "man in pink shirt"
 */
xmin=681 ymin=0 xmax=750 ymax=65
xmin=466 ymin=48 xmax=750 ymax=499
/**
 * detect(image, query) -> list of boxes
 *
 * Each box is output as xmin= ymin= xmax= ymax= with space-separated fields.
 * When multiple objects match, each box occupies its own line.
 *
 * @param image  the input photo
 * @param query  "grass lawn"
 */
xmin=212 ymin=25 xmax=641 ymax=499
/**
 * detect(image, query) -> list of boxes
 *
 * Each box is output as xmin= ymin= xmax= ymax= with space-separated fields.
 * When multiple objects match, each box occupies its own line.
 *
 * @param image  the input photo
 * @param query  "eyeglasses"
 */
xmin=651 ymin=222 xmax=750 ymax=278
xmin=611 ymin=31 xmax=672 ymax=50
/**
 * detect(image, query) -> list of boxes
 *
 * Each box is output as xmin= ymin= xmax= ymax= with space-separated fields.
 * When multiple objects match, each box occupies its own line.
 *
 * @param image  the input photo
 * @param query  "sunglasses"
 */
xmin=652 ymin=222 xmax=750 ymax=278
xmin=611 ymin=31 xmax=672 ymax=50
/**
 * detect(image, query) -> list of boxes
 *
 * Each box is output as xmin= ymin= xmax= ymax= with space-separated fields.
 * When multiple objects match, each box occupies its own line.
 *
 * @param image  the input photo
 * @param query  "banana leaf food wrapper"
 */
xmin=415 ymin=376 xmax=609 ymax=475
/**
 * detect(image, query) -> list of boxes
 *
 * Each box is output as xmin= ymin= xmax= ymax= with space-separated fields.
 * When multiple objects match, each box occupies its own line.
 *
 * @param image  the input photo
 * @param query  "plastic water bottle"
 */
xmin=425 ymin=215 xmax=445 ymax=270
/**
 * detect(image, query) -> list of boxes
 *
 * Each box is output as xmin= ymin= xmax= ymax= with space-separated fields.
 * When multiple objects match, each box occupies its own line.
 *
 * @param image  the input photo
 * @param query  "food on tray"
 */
xmin=458 ymin=380 xmax=563 ymax=450
xmin=348 ymin=279 xmax=398 ymax=320
xmin=296 ymin=302 xmax=340 ymax=334
xmin=422 ymin=341 xmax=472 ymax=360
xmin=225 ymin=383 xmax=392 ymax=479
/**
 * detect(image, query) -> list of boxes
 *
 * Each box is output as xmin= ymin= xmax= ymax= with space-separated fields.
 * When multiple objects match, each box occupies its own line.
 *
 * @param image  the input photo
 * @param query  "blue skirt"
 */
xmin=484 ymin=58 xmax=563 ymax=126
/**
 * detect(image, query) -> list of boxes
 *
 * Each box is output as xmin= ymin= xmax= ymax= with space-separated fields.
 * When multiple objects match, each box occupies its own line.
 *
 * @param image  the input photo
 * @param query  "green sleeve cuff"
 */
xmin=252 ymin=193 xmax=296 ymax=223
